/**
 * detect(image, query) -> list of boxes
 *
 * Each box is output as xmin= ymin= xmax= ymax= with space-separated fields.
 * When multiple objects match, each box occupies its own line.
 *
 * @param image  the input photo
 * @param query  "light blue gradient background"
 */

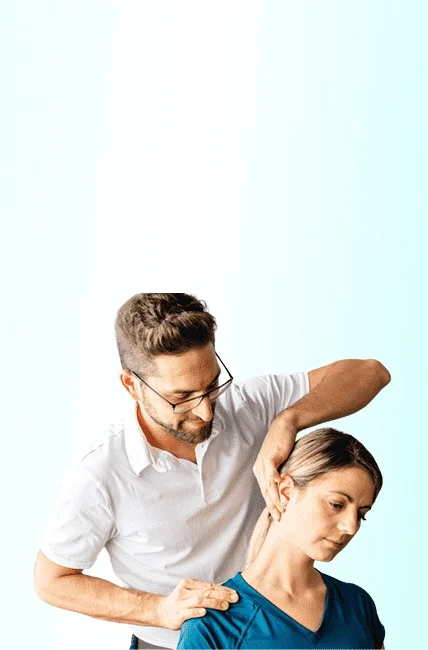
xmin=2 ymin=2 xmax=427 ymax=648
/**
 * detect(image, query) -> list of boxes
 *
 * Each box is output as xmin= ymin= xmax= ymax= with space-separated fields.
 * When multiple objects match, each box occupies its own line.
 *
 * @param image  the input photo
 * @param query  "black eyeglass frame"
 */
xmin=128 ymin=352 xmax=233 ymax=413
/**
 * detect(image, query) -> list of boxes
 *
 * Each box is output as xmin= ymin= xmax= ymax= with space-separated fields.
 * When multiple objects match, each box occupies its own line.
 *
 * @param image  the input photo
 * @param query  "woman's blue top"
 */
xmin=177 ymin=571 xmax=385 ymax=649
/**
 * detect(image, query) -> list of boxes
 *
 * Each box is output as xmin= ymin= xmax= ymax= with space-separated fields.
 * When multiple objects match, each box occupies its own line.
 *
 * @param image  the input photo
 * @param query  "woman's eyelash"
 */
xmin=329 ymin=502 xmax=367 ymax=521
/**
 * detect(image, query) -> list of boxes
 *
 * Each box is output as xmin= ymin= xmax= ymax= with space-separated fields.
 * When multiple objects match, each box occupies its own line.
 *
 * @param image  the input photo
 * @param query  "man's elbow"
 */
xmin=366 ymin=359 xmax=391 ymax=387
xmin=33 ymin=563 xmax=50 ymax=604
xmin=33 ymin=554 xmax=57 ymax=606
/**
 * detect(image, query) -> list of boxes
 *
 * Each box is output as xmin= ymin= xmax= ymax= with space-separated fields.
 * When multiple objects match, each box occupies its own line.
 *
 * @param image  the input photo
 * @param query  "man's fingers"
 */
xmin=187 ymin=596 xmax=231 ymax=611
xmin=261 ymin=470 xmax=283 ymax=521
xmin=263 ymin=488 xmax=281 ymax=521
xmin=181 ymin=579 xmax=238 ymax=602
xmin=267 ymin=486 xmax=283 ymax=520
xmin=269 ymin=473 xmax=283 ymax=511
xmin=183 ymin=607 xmax=207 ymax=620
xmin=203 ymin=587 xmax=238 ymax=603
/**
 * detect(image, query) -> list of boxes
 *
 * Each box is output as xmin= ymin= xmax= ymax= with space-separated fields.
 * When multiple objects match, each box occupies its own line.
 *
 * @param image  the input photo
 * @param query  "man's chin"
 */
xmin=176 ymin=422 xmax=213 ymax=444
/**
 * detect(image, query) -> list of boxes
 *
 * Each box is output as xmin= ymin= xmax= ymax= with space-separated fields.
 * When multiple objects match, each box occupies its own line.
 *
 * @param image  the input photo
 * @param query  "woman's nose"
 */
xmin=337 ymin=510 xmax=360 ymax=537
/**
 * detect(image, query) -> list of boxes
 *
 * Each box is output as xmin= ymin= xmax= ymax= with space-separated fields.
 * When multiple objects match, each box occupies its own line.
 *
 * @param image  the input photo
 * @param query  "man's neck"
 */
xmin=136 ymin=404 xmax=197 ymax=463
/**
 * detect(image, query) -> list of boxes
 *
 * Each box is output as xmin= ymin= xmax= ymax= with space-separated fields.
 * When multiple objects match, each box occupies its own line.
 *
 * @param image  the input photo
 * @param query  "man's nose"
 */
xmin=191 ymin=395 xmax=213 ymax=421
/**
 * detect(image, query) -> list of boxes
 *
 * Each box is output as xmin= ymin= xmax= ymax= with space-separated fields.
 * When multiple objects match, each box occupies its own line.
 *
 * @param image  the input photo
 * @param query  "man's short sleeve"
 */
xmin=235 ymin=372 xmax=309 ymax=428
xmin=41 ymin=463 xmax=116 ymax=569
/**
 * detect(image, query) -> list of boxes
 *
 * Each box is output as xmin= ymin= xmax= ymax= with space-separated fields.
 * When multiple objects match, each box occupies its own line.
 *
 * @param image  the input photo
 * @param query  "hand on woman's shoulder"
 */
xmin=177 ymin=579 xmax=255 ymax=650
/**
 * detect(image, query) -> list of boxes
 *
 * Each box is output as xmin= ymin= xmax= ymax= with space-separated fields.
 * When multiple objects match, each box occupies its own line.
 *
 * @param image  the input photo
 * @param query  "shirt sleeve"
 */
xmin=41 ymin=463 xmax=116 ymax=569
xmin=177 ymin=618 xmax=220 ymax=650
xmin=235 ymin=372 xmax=309 ymax=429
xmin=366 ymin=592 xmax=385 ymax=649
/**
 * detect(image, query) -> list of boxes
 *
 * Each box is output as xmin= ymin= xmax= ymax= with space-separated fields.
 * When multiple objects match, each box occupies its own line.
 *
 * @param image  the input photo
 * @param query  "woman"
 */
xmin=177 ymin=428 xmax=385 ymax=649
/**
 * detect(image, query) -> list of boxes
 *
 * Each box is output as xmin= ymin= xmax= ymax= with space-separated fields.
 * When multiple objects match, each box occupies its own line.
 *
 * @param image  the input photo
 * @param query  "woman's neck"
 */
xmin=242 ymin=525 xmax=322 ymax=597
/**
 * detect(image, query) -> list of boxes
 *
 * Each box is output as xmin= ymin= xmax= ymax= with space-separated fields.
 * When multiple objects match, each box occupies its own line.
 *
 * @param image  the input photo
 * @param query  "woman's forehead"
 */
xmin=309 ymin=466 xmax=375 ymax=503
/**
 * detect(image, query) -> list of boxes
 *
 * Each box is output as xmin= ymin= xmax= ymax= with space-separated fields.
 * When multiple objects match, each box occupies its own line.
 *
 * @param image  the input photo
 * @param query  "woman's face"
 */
xmin=278 ymin=466 xmax=376 ymax=562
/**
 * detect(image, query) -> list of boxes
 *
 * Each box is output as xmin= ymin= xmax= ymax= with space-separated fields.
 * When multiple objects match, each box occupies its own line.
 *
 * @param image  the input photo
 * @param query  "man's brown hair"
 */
xmin=115 ymin=293 xmax=217 ymax=374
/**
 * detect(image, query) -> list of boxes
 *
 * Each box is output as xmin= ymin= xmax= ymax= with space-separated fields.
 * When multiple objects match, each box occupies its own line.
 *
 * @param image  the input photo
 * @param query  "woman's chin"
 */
xmin=310 ymin=545 xmax=340 ymax=562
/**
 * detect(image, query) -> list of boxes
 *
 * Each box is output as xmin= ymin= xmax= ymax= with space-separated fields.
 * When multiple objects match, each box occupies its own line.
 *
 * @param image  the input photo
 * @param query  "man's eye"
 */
xmin=359 ymin=513 xmax=367 ymax=522
xmin=329 ymin=502 xmax=343 ymax=510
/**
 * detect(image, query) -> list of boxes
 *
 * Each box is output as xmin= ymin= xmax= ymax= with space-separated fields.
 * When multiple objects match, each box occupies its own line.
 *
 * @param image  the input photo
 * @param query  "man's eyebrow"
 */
xmin=167 ymin=370 xmax=221 ymax=396
xmin=328 ymin=491 xmax=372 ymax=510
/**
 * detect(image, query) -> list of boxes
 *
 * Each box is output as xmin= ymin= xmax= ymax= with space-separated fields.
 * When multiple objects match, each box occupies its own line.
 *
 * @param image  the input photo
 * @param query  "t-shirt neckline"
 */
xmin=232 ymin=570 xmax=331 ymax=641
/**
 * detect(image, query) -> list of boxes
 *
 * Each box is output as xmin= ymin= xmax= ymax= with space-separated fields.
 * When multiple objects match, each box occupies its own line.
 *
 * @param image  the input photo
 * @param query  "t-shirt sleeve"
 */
xmin=177 ymin=617 xmax=220 ymax=650
xmin=235 ymin=372 xmax=309 ymax=429
xmin=353 ymin=584 xmax=385 ymax=649
xmin=366 ymin=592 xmax=385 ymax=649
xmin=40 ymin=463 xmax=116 ymax=569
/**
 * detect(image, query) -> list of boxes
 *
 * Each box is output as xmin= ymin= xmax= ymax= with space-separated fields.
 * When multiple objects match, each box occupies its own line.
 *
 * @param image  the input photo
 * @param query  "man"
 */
xmin=34 ymin=293 xmax=390 ymax=649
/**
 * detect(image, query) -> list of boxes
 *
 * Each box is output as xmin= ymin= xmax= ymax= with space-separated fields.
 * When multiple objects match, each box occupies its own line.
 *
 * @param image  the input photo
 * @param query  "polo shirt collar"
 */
xmin=124 ymin=401 xmax=154 ymax=475
xmin=124 ymin=400 xmax=225 ymax=476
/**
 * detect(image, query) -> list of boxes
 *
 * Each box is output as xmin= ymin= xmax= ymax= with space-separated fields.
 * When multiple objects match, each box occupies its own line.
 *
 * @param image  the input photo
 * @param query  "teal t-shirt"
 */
xmin=177 ymin=571 xmax=385 ymax=649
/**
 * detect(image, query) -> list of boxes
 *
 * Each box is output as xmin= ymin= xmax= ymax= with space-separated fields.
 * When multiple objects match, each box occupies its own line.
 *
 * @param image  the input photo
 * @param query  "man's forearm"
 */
xmin=282 ymin=359 xmax=391 ymax=432
xmin=35 ymin=571 xmax=162 ymax=626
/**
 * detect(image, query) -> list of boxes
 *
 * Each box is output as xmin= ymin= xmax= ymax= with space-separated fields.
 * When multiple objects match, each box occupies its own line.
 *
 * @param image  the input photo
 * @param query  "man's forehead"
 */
xmin=151 ymin=345 xmax=218 ymax=387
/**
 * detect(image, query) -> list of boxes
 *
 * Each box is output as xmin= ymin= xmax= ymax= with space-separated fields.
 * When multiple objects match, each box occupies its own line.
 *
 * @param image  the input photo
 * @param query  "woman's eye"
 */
xmin=329 ymin=502 xmax=343 ymax=510
xmin=359 ymin=514 xmax=367 ymax=522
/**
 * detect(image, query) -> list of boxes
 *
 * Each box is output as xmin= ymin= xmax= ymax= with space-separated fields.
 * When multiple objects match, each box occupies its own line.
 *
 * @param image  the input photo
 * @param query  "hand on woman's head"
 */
xmin=275 ymin=466 xmax=375 ymax=562
xmin=247 ymin=428 xmax=382 ymax=565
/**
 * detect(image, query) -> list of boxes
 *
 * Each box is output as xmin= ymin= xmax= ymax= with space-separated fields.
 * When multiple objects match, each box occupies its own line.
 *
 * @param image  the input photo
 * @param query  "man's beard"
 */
xmin=139 ymin=396 xmax=215 ymax=445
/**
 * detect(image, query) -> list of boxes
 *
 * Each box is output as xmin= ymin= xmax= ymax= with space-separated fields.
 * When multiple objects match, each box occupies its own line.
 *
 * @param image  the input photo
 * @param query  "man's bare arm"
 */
xmin=254 ymin=358 xmax=390 ymax=518
xmin=292 ymin=358 xmax=391 ymax=430
xmin=34 ymin=551 xmax=238 ymax=630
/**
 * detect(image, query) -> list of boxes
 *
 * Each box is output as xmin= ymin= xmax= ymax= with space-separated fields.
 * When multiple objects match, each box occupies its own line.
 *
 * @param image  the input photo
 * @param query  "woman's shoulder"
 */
xmin=177 ymin=575 xmax=259 ymax=650
xmin=320 ymin=571 xmax=384 ymax=647
xmin=320 ymin=571 xmax=379 ymax=609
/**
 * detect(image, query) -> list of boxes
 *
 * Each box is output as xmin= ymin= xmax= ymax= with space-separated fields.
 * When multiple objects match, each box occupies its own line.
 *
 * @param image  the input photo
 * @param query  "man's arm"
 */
xmin=34 ymin=551 xmax=160 ymax=625
xmin=34 ymin=551 xmax=238 ymax=630
xmin=253 ymin=359 xmax=390 ymax=519
xmin=290 ymin=358 xmax=390 ymax=430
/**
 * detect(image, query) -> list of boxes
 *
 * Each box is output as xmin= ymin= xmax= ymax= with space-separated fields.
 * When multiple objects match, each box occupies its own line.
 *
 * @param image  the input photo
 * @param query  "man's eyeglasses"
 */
xmin=128 ymin=352 xmax=233 ymax=414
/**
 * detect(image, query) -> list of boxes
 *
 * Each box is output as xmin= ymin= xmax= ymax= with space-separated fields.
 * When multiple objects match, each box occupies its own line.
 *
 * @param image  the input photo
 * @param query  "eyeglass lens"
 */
xmin=173 ymin=382 xmax=232 ymax=413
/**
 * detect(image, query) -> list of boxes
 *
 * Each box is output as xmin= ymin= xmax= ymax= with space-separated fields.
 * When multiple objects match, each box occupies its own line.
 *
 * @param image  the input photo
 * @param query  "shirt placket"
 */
xmin=195 ymin=442 xmax=219 ymax=504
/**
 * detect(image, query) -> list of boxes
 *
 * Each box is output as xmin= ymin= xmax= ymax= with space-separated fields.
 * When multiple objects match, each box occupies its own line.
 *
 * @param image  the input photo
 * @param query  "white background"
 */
xmin=2 ymin=2 xmax=427 ymax=648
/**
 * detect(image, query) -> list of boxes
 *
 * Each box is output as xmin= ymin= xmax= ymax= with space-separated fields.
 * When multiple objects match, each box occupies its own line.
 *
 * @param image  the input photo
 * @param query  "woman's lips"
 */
xmin=325 ymin=538 xmax=344 ymax=549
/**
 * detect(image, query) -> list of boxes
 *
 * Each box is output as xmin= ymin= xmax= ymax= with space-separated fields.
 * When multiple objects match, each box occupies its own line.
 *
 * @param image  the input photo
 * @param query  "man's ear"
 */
xmin=278 ymin=475 xmax=295 ymax=508
xmin=120 ymin=370 xmax=140 ymax=400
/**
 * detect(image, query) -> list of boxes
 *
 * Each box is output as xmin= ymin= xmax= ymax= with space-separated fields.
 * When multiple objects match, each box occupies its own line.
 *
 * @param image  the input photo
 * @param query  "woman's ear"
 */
xmin=278 ymin=475 xmax=295 ymax=508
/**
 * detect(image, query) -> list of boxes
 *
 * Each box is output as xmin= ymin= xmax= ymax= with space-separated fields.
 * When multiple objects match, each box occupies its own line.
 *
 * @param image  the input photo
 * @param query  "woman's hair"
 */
xmin=247 ymin=427 xmax=383 ymax=565
xmin=115 ymin=293 xmax=216 ymax=374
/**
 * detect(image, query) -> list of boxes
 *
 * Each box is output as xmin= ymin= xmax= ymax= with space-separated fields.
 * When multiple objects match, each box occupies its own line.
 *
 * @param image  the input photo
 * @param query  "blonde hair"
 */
xmin=246 ymin=427 xmax=382 ymax=565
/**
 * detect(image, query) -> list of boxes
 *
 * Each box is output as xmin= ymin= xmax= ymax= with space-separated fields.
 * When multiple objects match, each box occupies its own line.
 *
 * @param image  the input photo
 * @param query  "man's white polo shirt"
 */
xmin=41 ymin=372 xmax=308 ymax=648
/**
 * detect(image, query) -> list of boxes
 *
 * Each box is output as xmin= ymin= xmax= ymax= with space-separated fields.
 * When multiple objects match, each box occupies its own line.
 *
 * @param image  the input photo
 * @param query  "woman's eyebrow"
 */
xmin=328 ymin=491 xmax=372 ymax=510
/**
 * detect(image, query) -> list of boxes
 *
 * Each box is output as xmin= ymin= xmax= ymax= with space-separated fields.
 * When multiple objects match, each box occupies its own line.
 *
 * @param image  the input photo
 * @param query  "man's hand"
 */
xmin=253 ymin=413 xmax=298 ymax=521
xmin=253 ymin=359 xmax=390 ymax=520
xmin=156 ymin=578 xmax=239 ymax=630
